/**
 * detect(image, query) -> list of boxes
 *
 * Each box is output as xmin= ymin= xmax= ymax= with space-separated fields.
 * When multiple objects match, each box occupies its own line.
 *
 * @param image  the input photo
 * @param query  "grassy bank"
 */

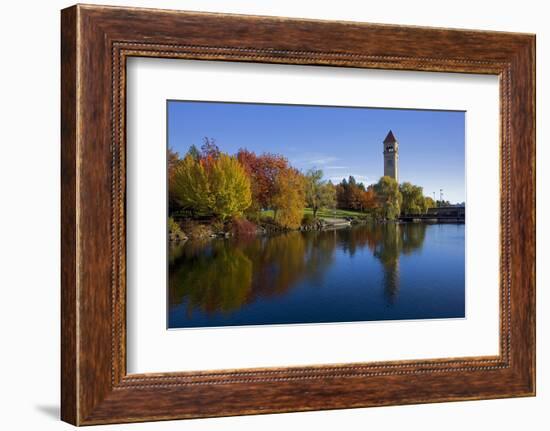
xmin=261 ymin=207 xmax=366 ymax=220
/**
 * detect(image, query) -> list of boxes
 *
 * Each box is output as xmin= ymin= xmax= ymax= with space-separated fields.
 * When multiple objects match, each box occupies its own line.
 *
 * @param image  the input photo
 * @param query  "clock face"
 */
xmin=386 ymin=146 xmax=394 ymax=153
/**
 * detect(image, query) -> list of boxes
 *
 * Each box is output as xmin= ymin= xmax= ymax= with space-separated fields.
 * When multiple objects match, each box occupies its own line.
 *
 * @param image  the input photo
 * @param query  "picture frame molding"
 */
xmin=61 ymin=4 xmax=535 ymax=425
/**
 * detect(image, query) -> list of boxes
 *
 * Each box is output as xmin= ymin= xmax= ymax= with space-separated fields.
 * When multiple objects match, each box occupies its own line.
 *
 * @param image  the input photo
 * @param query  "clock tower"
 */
xmin=383 ymin=130 xmax=399 ymax=182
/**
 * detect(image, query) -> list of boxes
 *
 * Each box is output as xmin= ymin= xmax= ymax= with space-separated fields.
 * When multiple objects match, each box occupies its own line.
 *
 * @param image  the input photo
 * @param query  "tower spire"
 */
xmin=383 ymin=130 xmax=399 ymax=182
xmin=384 ymin=130 xmax=397 ymax=144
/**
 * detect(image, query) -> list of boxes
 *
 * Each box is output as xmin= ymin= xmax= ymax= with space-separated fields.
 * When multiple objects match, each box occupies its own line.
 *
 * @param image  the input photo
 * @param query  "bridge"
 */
xmin=399 ymin=205 xmax=465 ymax=223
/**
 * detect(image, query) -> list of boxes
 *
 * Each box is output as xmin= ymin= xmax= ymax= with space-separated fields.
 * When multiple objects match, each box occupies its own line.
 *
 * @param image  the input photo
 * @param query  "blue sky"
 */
xmin=168 ymin=101 xmax=465 ymax=203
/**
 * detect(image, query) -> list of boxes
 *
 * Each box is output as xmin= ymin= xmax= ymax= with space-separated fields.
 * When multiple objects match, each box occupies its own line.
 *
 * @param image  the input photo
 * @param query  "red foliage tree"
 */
xmin=237 ymin=149 xmax=288 ymax=211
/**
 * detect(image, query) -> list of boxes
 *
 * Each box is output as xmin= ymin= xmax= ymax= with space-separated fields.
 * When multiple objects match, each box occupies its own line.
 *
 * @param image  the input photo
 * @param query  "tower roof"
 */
xmin=383 ymin=130 xmax=397 ymax=144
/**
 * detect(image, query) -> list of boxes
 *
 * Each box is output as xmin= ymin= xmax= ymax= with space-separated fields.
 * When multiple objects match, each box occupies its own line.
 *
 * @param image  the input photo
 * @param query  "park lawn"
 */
xmin=260 ymin=209 xmax=275 ymax=219
xmin=304 ymin=207 xmax=366 ymax=219
xmin=261 ymin=207 xmax=365 ymax=220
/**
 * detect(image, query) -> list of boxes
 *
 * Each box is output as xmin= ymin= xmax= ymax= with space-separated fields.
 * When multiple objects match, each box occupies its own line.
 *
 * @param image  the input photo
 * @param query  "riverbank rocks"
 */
xmin=169 ymin=216 xmax=370 ymax=242
xmin=181 ymin=222 xmax=214 ymax=240
xmin=169 ymin=230 xmax=188 ymax=242
xmin=300 ymin=218 xmax=328 ymax=231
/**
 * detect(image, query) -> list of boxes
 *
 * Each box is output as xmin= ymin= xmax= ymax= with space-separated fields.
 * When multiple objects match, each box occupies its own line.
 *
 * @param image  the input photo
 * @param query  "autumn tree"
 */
xmin=236 ymin=149 xmax=261 ymax=216
xmin=349 ymin=186 xmax=366 ymax=211
xmin=344 ymin=181 xmax=378 ymax=213
xmin=304 ymin=169 xmax=336 ymax=218
xmin=167 ymin=147 xmax=183 ymax=213
xmin=373 ymin=176 xmax=402 ymax=220
xmin=171 ymin=155 xmax=213 ymax=217
xmin=167 ymin=147 xmax=181 ymax=180
xmin=237 ymin=149 xmax=288 ymax=213
xmin=335 ymin=176 xmax=372 ymax=211
xmin=272 ymin=168 xmax=306 ymax=229
xmin=208 ymin=154 xmax=252 ymax=220
xmin=399 ymin=182 xmax=426 ymax=215
xmin=365 ymin=186 xmax=378 ymax=210
xmin=171 ymin=152 xmax=252 ymax=220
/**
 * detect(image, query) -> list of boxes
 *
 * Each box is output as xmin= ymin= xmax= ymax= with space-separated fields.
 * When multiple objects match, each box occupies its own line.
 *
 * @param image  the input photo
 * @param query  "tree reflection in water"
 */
xmin=169 ymin=223 xmax=427 ymax=319
xmin=371 ymin=223 xmax=427 ymax=303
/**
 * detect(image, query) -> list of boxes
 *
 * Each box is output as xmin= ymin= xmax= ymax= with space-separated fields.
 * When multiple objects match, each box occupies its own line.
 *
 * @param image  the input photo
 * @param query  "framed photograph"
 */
xmin=61 ymin=4 xmax=535 ymax=425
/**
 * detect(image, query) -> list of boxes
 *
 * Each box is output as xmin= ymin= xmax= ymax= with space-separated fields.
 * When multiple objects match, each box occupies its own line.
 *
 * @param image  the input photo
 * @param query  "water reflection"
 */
xmin=169 ymin=222 xmax=429 ymax=325
xmin=372 ymin=223 xmax=427 ymax=303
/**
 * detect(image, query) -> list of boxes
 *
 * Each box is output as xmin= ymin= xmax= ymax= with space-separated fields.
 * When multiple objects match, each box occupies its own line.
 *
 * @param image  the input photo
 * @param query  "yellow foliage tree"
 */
xmin=171 ymin=153 xmax=252 ymax=220
xmin=273 ymin=168 xmax=306 ymax=229
xmin=209 ymin=154 xmax=252 ymax=220
xmin=171 ymin=155 xmax=213 ymax=217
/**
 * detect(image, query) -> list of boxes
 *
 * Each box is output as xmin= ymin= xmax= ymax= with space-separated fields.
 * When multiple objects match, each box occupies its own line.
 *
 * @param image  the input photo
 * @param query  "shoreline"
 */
xmin=169 ymin=216 xmax=463 ymax=243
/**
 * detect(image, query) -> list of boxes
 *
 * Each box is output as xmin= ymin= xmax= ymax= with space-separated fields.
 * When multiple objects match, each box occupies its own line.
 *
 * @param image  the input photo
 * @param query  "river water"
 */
xmin=168 ymin=222 xmax=465 ymax=329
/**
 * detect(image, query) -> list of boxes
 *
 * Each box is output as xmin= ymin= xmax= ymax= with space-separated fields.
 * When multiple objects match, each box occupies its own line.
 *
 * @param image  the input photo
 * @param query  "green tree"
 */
xmin=423 ymin=196 xmax=436 ymax=213
xmin=273 ymin=168 xmax=306 ymax=229
xmin=186 ymin=144 xmax=201 ymax=161
xmin=335 ymin=178 xmax=347 ymax=209
xmin=323 ymin=181 xmax=337 ymax=211
xmin=399 ymin=182 xmax=425 ymax=215
xmin=373 ymin=176 xmax=402 ymax=220
xmin=305 ymin=169 xmax=336 ymax=218
xmin=209 ymin=154 xmax=252 ymax=220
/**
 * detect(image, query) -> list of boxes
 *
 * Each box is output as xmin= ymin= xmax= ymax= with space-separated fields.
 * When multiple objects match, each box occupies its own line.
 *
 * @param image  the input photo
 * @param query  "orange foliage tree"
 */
xmin=272 ymin=168 xmax=306 ymax=229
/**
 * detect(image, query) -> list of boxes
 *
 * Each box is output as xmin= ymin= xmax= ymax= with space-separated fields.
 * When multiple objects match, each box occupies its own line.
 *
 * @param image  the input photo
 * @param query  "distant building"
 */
xmin=427 ymin=205 xmax=465 ymax=219
xmin=383 ymin=130 xmax=399 ymax=182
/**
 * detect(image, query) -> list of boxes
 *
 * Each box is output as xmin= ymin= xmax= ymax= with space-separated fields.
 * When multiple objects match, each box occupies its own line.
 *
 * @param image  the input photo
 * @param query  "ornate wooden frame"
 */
xmin=61 ymin=4 xmax=535 ymax=425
